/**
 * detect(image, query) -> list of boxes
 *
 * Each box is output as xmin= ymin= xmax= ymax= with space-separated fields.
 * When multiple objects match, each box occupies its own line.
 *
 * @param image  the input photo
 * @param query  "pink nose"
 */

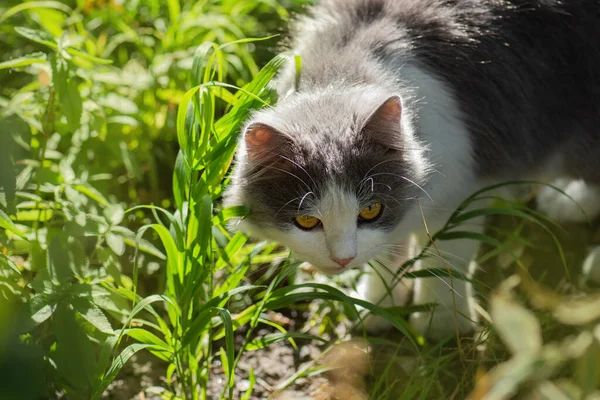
xmin=332 ymin=257 xmax=354 ymax=268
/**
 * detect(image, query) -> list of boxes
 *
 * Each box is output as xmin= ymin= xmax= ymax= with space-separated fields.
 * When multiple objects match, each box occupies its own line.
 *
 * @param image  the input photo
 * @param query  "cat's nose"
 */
xmin=332 ymin=256 xmax=355 ymax=268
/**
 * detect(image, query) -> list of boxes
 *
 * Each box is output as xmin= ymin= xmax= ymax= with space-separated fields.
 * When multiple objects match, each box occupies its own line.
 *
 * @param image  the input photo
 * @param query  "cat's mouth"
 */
xmin=304 ymin=262 xmax=358 ymax=275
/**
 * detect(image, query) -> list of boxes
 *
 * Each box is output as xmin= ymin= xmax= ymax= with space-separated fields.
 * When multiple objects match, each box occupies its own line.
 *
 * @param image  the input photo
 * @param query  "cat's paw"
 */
xmin=409 ymin=306 xmax=478 ymax=341
xmin=537 ymin=179 xmax=600 ymax=223
xmin=354 ymin=271 xmax=413 ymax=333
xmin=410 ymin=269 xmax=479 ymax=340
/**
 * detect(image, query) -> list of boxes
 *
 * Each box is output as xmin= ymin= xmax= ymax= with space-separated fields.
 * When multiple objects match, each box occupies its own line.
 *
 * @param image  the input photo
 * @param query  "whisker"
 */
xmin=273 ymin=196 xmax=305 ymax=220
xmin=377 ymin=248 xmax=463 ymax=274
xmin=251 ymin=163 xmax=313 ymax=192
xmin=374 ymin=182 xmax=392 ymax=191
xmin=372 ymin=256 xmax=412 ymax=282
xmin=372 ymin=192 xmax=405 ymax=208
xmin=420 ymin=268 xmax=463 ymax=298
xmin=366 ymin=177 xmax=374 ymax=192
xmin=361 ymin=159 xmax=398 ymax=181
xmin=368 ymin=172 xmax=433 ymax=202
xmin=277 ymin=155 xmax=318 ymax=190
xmin=378 ymin=244 xmax=471 ymax=264
xmin=297 ymin=191 xmax=315 ymax=212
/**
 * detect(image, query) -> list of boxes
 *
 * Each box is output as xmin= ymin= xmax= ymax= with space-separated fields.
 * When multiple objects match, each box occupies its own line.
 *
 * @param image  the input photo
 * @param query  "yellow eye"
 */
xmin=294 ymin=215 xmax=321 ymax=230
xmin=359 ymin=202 xmax=383 ymax=221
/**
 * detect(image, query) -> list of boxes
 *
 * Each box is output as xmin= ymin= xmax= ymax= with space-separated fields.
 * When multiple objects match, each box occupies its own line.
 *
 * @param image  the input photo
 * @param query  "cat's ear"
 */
xmin=244 ymin=123 xmax=290 ymax=163
xmin=362 ymin=96 xmax=403 ymax=149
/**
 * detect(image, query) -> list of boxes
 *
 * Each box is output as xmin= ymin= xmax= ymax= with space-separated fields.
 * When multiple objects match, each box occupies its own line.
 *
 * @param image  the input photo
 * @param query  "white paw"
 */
xmin=409 ymin=302 xmax=478 ymax=341
xmin=410 ymin=272 xmax=478 ymax=340
xmin=537 ymin=179 xmax=600 ymax=223
xmin=354 ymin=270 xmax=413 ymax=333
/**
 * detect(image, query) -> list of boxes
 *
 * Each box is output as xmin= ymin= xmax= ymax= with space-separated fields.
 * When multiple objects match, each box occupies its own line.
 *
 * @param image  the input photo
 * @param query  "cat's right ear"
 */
xmin=362 ymin=96 xmax=403 ymax=150
xmin=244 ymin=123 xmax=289 ymax=163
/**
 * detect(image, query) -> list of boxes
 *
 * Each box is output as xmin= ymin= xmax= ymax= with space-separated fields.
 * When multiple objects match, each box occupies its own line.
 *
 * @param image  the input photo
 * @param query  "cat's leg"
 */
xmin=536 ymin=179 xmax=600 ymax=223
xmin=582 ymin=246 xmax=600 ymax=284
xmin=356 ymin=235 xmax=417 ymax=333
xmin=408 ymin=218 xmax=483 ymax=340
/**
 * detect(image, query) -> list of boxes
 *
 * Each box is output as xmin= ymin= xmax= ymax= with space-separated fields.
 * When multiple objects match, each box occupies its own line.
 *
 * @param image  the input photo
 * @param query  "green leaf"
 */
xmin=51 ymin=54 xmax=68 ymax=93
xmin=190 ymin=41 xmax=217 ymax=88
xmin=166 ymin=0 xmax=181 ymax=24
xmin=92 ymin=343 xmax=159 ymax=400
xmin=0 ymin=118 xmax=23 ymax=213
xmin=0 ymin=209 xmax=26 ymax=239
xmin=212 ymin=206 xmax=250 ymax=226
xmin=404 ymin=268 xmax=470 ymax=281
xmin=104 ymin=204 xmax=124 ymax=225
xmin=241 ymin=368 xmax=256 ymax=400
xmin=125 ymin=294 xmax=180 ymax=328
xmin=63 ymin=77 xmax=83 ymax=130
xmin=0 ymin=52 xmax=47 ymax=70
xmin=177 ymin=86 xmax=200 ymax=160
xmin=53 ymin=305 xmax=97 ymax=392
xmin=0 ymin=1 xmax=71 ymax=24
xmin=210 ymin=85 xmax=237 ymax=106
xmin=32 ymin=7 xmax=65 ymax=37
xmin=135 ymin=224 xmax=180 ymax=296
xmin=172 ymin=150 xmax=188 ymax=210
xmin=93 ymin=333 xmax=119 ymax=389
xmin=66 ymin=48 xmax=113 ymax=65
xmin=294 ymin=54 xmax=302 ymax=91
xmin=72 ymin=297 xmax=114 ymax=334
xmin=24 ymin=294 xmax=56 ymax=331
xmin=0 ymin=254 xmax=20 ymax=274
xmin=14 ymin=26 xmax=57 ymax=49
xmin=215 ymin=308 xmax=235 ymax=389
xmin=73 ymin=184 xmax=109 ymax=206
xmin=126 ymin=204 xmax=185 ymax=252
xmin=180 ymin=286 xmax=262 ymax=348
xmin=246 ymin=332 xmax=328 ymax=351
xmin=436 ymin=230 xmax=509 ymax=252
xmin=215 ymin=232 xmax=247 ymax=270
xmin=124 ymin=328 xmax=172 ymax=362
xmin=216 ymin=35 xmax=279 ymax=51
xmin=435 ymin=230 xmax=524 ymax=269
xmin=47 ymin=235 xmax=72 ymax=283
xmin=194 ymin=194 xmax=213 ymax=258
xmin=110 ymin=226 xmax=166 ymax=259
xmin=124 ymin=328 xmax=170 ymax=350
xmin=105 ymin=232 xmax=125 ymax=256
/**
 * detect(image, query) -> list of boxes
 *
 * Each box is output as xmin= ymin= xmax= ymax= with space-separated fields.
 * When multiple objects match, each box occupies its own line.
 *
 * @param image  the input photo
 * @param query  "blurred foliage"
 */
xmin=0 ymin=0 xmax=310 ymax=398
xmin=0 ymin=0 xmax=306 ymax=205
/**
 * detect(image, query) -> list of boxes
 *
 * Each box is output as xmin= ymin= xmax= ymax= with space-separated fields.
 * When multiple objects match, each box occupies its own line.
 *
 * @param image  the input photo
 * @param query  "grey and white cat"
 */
xmin=224 ymin=0 xmax=600 ymax=338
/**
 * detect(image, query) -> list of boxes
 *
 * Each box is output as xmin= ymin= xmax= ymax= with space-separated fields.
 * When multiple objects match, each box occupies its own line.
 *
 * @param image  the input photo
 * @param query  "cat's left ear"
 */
xmin=244 ymin=123 xmax=290 ymax=163
xmin=362 ymin=96 xmax=403 ymax=149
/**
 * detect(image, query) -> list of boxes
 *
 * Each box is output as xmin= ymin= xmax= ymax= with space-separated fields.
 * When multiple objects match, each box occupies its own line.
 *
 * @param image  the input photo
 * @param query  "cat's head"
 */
xmin=224 ymin=86 xmax=429 ymax=274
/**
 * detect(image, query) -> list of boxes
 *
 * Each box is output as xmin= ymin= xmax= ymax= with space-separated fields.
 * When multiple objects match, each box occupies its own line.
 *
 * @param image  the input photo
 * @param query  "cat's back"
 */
xmin=290 ymin=0 xmax=600 ymax=178
xmin=291 ymin=0 xmax=600 ymax=86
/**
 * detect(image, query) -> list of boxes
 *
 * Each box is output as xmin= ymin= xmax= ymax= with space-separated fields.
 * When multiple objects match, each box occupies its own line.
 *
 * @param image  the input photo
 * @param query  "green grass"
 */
xmin=1 ymin=1 xmax=600 ymax=399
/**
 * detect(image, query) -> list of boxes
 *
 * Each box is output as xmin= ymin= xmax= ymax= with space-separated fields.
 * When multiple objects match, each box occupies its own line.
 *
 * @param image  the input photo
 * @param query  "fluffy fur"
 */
xmin=224 ymin=0 xmax=600 ymax=338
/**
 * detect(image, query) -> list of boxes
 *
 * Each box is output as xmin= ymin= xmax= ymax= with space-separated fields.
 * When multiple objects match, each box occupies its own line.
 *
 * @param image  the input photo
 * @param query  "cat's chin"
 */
xmin=307 ymin=263 xmax=350 ymax=276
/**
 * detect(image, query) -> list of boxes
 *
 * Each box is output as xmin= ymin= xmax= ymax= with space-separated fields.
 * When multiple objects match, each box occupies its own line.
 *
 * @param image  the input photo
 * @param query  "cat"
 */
xmin=224 ymin=0 xmax=600 ymax=339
